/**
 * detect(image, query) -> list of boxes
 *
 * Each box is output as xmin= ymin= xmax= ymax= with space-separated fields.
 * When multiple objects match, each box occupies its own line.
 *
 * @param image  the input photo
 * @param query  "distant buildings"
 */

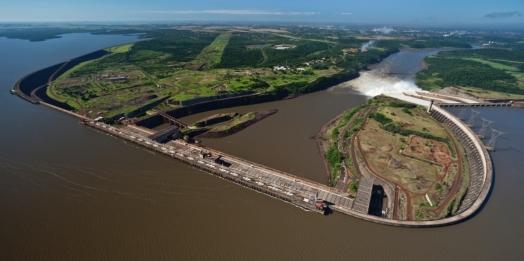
xmin=273 ymin=66 xmax=289 ymax=71
xmin=109 ymin=76 xmax=128 ymax=81
xmin=96 ymin=74 xmax=128 ymax=81
xmin=274 ymin=44 xmax=296 ymax=50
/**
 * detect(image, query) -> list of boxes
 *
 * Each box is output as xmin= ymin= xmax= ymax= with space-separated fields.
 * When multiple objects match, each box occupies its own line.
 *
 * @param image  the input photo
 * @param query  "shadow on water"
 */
xmin=323 ymin=202 xmax=334 ymax=215
xmin=16 ymin=49 xmax=109 ymax=111
xmin=34 ymin=85 xmax=74 ymax=110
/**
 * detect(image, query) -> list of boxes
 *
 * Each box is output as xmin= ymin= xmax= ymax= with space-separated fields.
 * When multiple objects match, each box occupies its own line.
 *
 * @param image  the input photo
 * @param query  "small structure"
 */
xmin=109 ymin=76 xmax=128 ymax=81
xmin=273 ymin=66 xmax=289 ymax=71
xmin=147 ymin=125 xmax=181 ymax=142
xmin=274 ymin=44 xmax=296 ymax=50
xmin=427 ymin=100 xmax=434 ymax=113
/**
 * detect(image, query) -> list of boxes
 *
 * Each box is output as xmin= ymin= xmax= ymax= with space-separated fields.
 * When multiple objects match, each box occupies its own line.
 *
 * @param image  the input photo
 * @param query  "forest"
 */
xmin=416 ymin=48 xmax=524 ymax=94
xmin=52 ymin=25 xmax=522 ymax=118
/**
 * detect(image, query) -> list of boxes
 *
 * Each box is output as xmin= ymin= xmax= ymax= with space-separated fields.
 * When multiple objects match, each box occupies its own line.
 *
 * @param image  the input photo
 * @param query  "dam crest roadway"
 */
xmin=12 ymin=54 xmax=495 ymax=226
xmin=77 ymin=89 xmax=493 ymax=227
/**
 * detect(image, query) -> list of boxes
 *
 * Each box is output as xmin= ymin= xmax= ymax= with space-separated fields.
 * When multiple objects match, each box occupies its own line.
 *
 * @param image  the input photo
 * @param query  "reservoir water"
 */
xmin=0 ymin=34 xmax=523 ymax=260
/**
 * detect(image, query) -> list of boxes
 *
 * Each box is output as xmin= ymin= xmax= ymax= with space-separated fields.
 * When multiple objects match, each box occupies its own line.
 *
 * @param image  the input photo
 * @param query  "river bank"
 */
xmin=13 ymin=45 xmax=398 ymax=123
xmin=13 ymin=50 xmax=109 ymax=106
xmin=3 ymin=34 xmax=524 ymax=259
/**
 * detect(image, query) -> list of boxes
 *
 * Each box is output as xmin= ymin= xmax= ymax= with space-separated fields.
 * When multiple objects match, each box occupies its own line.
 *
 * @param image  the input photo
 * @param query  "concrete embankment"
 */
xmin=13 ymin=46 xmax=493 ymax=226
xmin=431 ymin=106 xmax=492 ymax=215
xmin=33 ymin=93 xmax=492 ymax=227
xmin=14 ymin=62 xmax=65 ymax=103
xmin=13 ymin=50 xmax=109 ymax=107
xmin=81 ymin=120 xmax=326 ymax=215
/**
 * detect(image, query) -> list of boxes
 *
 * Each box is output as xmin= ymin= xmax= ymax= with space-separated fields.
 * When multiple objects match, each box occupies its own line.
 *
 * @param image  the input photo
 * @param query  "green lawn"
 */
xmin=192 ymin=32 xmax=232 ymax=67
xmin=106 ymin=43 xmax=134 ymax=53
xmin=462 ymin=58 xmax=519 ymax=71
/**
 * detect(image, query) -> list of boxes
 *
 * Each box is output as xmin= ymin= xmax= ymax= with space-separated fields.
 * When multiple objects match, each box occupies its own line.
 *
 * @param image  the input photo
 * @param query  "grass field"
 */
xmin=463 ymin=58 xmax=519 ymax=71
xmin=106 ymin=43 xmax=134 ymax=53
xmin=417 ymin=50 xmax=524 ymax=94
xmin=192 ymin=32 xmax=232 ymax=67
xmin=360 ymin=109 xmax=458 ymax=219
xmin=47 ymin=28 xmax=398 ymax=118
xmin=377 ymin=107 xmax=448 ymax=138
xmin=209 ymin=112 xmax=256 ymax=132
xmin=463 ymin=58 xmax=524 ymax=87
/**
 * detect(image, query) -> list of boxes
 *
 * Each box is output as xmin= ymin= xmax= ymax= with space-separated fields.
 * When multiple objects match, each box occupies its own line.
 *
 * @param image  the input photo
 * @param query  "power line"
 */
xmin=478 ymin=118 xmax=494 ymax=138
xmin=486 ymin=127 xmax=506 ymax=151
xmin=458 ymin=108 xmax=466 ymax=120
xmin=467 ymin=109 xmax=480 ymax=126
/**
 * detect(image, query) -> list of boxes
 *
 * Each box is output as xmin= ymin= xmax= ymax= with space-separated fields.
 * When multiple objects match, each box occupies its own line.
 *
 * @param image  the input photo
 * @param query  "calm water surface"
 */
xmin=0 ymin=35 xmax=523 ymax=260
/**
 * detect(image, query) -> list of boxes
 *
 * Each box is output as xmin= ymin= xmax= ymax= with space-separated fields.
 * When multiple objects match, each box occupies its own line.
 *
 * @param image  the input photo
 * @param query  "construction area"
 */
xmin=320 ymin=92 xmax=494 ymax=223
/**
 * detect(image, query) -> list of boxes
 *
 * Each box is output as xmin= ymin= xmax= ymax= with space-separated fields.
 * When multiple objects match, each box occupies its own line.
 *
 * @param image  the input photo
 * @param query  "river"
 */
xmin=0 ymin=34 xmax=523 ymax=260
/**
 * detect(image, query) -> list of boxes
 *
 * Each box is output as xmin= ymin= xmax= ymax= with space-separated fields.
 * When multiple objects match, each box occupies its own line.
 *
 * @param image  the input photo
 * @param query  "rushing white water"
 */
xmin=329 ymin=49 xmax=443 ymax=97
xmin=331 ymin=70 xmax=422 ymax=97
xmin=363 ymin=79 xmax=422 ymax=96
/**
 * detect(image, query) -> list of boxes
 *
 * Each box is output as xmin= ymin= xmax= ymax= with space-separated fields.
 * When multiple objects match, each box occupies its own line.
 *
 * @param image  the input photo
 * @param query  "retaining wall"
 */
xmin=429 ymin=106 xmax=492 ymax=214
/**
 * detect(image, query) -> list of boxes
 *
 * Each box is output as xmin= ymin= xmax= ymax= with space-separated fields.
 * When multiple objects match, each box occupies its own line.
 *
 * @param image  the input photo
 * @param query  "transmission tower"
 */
xmin=458 ymin=108 xmax=466 ymax=120
xmin=478 ymin=118 xmax=494 ymax=138
xmin=467 ymin=109 xmax=480 ymax=126
xmin=486 ymin=127 xmax=506 ymax=150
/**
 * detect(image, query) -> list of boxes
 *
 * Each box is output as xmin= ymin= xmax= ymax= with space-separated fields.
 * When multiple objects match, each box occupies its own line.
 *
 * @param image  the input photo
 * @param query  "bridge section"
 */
xmin=159 ymin=112 xmax=189 ymax=128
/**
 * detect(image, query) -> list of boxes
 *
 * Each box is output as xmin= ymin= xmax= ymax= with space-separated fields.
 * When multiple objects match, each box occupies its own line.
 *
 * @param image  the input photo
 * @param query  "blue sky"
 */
xmin=1 ymin=0 xmax=523 ymax=27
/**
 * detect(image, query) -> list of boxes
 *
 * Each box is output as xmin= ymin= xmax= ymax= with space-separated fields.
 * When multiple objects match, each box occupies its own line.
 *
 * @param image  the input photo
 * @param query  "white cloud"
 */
xmin=341 ymin=12 xmax=352 ymax=15
xmin=146 ymin=10 xmax=319 ymax=15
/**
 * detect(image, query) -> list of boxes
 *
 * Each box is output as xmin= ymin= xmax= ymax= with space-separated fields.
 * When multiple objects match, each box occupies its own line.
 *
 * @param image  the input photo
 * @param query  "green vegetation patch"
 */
xmin=106 ymin=43 xmax=134 ymax=53
xmin=47 ymin=27 xmax=401 ymax=118
xmin=192 ymin=32 xmax=232 ymax=68
xmin=416 ymin=48 xmax=524 ymax=95
xmin=208 ymin=112 xmax=256 ymax=132
xmin=325 ymin=95 xmax=468 ymax=220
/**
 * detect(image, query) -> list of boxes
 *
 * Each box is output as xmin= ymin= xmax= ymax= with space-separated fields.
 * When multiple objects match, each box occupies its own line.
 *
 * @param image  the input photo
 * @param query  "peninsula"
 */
xmin=12 ymin=24 xmax=505 ymax=226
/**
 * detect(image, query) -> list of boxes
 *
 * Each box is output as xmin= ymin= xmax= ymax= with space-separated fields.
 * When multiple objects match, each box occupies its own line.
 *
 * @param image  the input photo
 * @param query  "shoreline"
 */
xmin=12 ymin=49 xmax=109 ymax=110
xmin=12 ymin=47 xmax=494 ymax=226
xmin=12 ymin=46 xmax=398 ymax=122
xmin=33 ymin=99 xmax=494 ymax=227
xmin=312 ymin=106 xmax=359 ymax=185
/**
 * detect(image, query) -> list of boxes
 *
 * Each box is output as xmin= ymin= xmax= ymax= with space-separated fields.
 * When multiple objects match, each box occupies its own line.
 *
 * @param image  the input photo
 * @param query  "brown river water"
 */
xmin=0 ymin=34 xmax=523 ymax=260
